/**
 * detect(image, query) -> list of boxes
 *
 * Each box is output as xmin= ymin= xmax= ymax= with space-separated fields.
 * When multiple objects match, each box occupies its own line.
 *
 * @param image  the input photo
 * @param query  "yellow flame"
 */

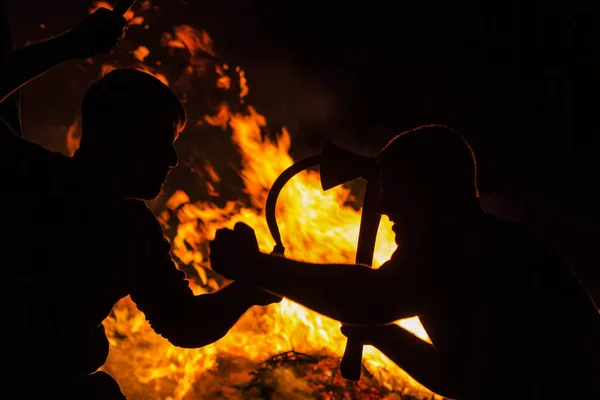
xmin=99 ymin=100 xmax=438 ymax=399
xmin=63 ymin=10 xmax=441 ymax=399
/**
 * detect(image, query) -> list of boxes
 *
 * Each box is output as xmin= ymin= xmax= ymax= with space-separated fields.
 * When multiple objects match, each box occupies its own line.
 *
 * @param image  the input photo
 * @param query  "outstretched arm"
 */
xmin=242 ymin=253 xmax=420 ymax=324
xmin=209 ymin=224 xmax=423 ymax=325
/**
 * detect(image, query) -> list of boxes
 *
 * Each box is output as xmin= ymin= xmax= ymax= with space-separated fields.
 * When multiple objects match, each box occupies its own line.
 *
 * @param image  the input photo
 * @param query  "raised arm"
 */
xmin=0 ymin=7 xmax=126 ymax=105
xmin=209 ymin=223 xmax=424 ymax=325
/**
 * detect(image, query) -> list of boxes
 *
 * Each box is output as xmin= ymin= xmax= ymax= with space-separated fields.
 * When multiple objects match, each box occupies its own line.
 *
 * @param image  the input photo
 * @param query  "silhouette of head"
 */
xmin=76 ymin=68 xmax=186 ymax=200
xmin=377 ymin=125 xmax=479 ymax=241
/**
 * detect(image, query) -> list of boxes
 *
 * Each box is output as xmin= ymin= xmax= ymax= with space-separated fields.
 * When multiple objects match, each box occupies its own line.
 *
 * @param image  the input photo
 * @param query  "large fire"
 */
xmin=64 ymin=2 xmax=447 ymax=399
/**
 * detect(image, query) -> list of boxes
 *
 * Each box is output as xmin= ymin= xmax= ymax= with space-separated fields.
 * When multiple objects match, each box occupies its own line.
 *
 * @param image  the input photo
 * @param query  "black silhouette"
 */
xmin=0 ymin=1 xmax=22 ymax=135
xmin=209 ymin=125 xmax=600 ymax=399
xmin=0 ymin=6 xmax=129 ymax=135
xmin=1 ymin=8 xmax=279 ymax=399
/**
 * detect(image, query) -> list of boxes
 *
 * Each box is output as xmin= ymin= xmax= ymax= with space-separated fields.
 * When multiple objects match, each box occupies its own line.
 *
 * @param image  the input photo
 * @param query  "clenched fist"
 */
xmin=209 ymin=222 xmax=261 ymax=281
xmin=65 ymin=7 xmax=127 ymax=59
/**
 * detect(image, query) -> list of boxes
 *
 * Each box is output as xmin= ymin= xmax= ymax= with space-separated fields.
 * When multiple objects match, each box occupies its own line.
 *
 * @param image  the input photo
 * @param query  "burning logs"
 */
xmin=238 ymin=351 xmax=429 ymax=400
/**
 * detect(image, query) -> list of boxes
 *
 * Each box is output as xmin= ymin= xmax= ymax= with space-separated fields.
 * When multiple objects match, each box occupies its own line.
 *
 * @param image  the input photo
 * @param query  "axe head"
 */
xmin=319 ymin=141 xmax=378 ymax=191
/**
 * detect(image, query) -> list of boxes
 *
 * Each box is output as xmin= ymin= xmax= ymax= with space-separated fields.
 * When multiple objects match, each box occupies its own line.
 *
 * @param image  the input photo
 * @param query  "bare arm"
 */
xmin=131 ymin=272 xmax=271 ymax=348
xmin=342 ymin=324 xmax=460 ymax=399
xmin=0 ymin=33 xmax=78 ymax=105
xmin=235 ymin=252 xmax=422 ymax=324
xmin=0 ymin=7 xmax=126 ymax=106
xmin=128 ymin=204 xmax=278 ymax=348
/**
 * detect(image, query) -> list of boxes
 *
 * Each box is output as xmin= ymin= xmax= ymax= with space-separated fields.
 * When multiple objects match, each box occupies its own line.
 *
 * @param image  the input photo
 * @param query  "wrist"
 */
xmin=231 ymin=251 xmax=263 ymax=282
xmin=247 ymin=252 xmax=268 ymax=281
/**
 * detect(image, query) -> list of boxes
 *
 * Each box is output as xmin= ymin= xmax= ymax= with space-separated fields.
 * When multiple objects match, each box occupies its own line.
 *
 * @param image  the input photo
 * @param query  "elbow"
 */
xmin=149 ymin=319 xmax=229 ymax=349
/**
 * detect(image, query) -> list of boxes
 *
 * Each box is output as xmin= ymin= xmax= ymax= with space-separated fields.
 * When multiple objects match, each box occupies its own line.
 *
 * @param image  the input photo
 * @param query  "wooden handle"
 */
xmin=113 ymin=0 xmax=136 ymax=15
xmin=340 ymin=335 xmax=364 ymax=381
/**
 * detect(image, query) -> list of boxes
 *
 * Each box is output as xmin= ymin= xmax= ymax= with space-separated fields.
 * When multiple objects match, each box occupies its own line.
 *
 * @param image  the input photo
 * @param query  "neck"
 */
xmin=72 ymin=150 xmax=124 ymax=199
xmin=403 ymin=196 xmax=484 ymax=251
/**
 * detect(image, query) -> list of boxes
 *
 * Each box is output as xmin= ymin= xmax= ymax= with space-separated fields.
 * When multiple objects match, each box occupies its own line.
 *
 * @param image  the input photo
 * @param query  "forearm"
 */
xmin=0 ymin=32 xmax=76 ymax=103
xmin=244 ymin=253 xmax=402 ymax=324
xmin=149 ymin=281 xmax=261 ymax=348
xmin=366 ymin=325 xmax=459 ymax=399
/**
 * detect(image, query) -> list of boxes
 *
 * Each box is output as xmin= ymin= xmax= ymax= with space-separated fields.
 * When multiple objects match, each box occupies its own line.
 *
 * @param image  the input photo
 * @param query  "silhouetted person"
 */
xmin=209 ymin=125 xmax=600 ymax=399
xmin=0 ymin=4 xmax=128 ymax=136
xmin=1 ymin=40 xmax=279 ymax=400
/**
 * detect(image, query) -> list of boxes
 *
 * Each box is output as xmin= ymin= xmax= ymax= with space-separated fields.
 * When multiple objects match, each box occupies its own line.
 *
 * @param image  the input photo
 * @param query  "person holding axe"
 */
xmin=209 ymin=125 xmax=600 ymax=399
xmin=1 ymin=2 xmax=280 ymax=399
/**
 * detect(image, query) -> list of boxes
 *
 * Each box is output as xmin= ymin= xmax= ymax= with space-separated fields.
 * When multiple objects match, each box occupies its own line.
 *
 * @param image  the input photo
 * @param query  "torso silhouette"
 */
xmin=380 ymin=212 xmax=599 ymax=398
xmin=3 ymin=136 xmax=194 ymax=388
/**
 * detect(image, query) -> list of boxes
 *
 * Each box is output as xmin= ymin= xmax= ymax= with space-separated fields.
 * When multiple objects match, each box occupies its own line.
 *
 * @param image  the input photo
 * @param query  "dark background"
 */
xmin=4 ymin=0 xmax=600 ymax=302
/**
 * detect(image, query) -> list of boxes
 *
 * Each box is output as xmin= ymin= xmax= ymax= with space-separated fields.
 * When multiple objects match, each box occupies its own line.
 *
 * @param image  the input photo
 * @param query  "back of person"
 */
xmin=443 ymin=213 xmax=600 ymax=399
xmin=3 ymin=151 xmax=144 ymax=393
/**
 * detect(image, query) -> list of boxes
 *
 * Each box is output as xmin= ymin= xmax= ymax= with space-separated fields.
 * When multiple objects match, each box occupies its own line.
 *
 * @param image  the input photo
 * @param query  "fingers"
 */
xmin=234 ymin=222 xmax=251 ymax=230
xmin=210 ymin=229 xmax=230 ymax=253
xmin=233 ymin=222 xmax=253 ymax=234
xmin=233 ymin=222 xmax=257 ymax=239
xmin=93 ymin=7 xmax=128 ymax=28
xmin=209 ymin=225 xmax=256 ymax=260
xmin=214 ymin=228 xmax=234 ymax=241
xmin=209 ymin=228 xmax=234 ymax=262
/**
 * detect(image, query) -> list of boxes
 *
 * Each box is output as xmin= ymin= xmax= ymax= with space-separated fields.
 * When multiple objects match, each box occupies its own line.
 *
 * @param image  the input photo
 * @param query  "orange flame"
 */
xmin=66 ymin=8 xmax=442 ymax=399
xmin=66 ymin=118 xmax=81 ymax=157
xmin=133 ymin=45 xmax=150 ymax=62
xmin=165 ymin=25 xmax=215 ymax=58
xmin=100 ymin=88 xmax=438 ymax=399
xmin=99 ymin=99 xmax=438 ymax=398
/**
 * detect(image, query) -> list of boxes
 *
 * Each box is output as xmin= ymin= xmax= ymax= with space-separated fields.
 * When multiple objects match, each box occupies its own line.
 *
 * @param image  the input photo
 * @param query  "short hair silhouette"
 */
xmin=79 ymin=68 xmax=186 ymax=147
xmin=378 ymin=124 xmax=478 ymax=196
